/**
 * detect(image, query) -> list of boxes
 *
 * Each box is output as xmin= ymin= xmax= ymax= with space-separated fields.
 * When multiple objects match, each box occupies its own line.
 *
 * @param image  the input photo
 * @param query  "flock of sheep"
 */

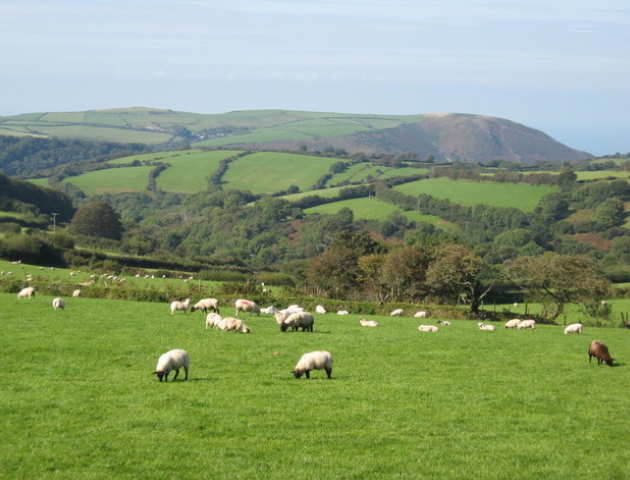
xmin=16 ymin=286 xmax=619 ymax=381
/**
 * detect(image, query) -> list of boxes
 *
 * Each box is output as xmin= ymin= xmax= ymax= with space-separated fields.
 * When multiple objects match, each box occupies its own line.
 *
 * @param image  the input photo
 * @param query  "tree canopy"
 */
xmin=70 ymin=201 xmax=123 ymax=240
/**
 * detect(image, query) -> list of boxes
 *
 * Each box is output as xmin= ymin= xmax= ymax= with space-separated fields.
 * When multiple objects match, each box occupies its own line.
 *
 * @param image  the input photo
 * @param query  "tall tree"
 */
xmin=70 ymin=201 xmax=123 ymax=240
xmin=504 ymin=253 xmax=611 ymax=322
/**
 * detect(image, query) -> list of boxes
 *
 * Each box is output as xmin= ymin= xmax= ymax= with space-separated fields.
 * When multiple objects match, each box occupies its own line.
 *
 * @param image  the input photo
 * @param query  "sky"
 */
xmin=1 ymin=0 xmax=629 ymax=155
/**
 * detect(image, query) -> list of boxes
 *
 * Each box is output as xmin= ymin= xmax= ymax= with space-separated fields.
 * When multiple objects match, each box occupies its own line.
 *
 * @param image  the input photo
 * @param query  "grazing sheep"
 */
xmin=285 ymin=304 xmax=304 ymax=314
xmin=279 ymin=312 xmax=315 ymax=332
xmin=436 ymin=320 xmax=451 ymax=326
xmin=564 ymin=323 xmax=583 ymax=335
xmin=478 ymin=322 xmax=496 ymax=331
xmin=360 ymin=319 xmax=379 ymax=327
xmin=337 ymin=310 xmax=349 ymax=315
xmin=222 ymin=317 xmax=251 ymax=333
xmin=205 ymin=313 xmax=224 ymax=329
xmin=234 ymin=298 xmax=260 ymax=316
xmin=315 ymin=305 xmax=326 ymax=314
xmin=153 ymin=349 xmax=190 ymax=382
xmin=52 ymin=297 xmax=65 ymax=310
xmin=418 ymin=325 xmax=438 ymax=332
xmin=517 ymin=319 xmax=536 ymax=330
xmin=191 ymin=298 xmax=220 ymax=314
xmin=169 ymin=298 xmax=191 ymax=315
xmin=17 ymin=287 xmax=35 ymax=299
xmin=588 ymin=341 xmax=614 ymax=366
xmin=261 ymin=305 xmax=277 ymax=314
xmin=505 ymin=319 xmax=521 ymax=329
xmin=292 ymin=350 xmax=333 ymax=379
xmin=390 ymin=308 xmax=404 ymax=317
xmin=72 ymin=289 xmax=81 ymax=298
xmin=414 ymin=311 xmax=428 ymax=319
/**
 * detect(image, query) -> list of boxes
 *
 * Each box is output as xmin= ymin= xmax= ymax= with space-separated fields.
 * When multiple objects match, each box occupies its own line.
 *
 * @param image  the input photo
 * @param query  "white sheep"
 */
xmin=279 ymin=311 xmax=314 ymax=332
xmin=517 ymin=319 xmax=536 ymax=330
xmin=418 ymin=325 xmax=438 ymax=332
xmin=72 ymin=289 xmax=81 ymax=298
xmin=436 ymin=320 xmax=451 ymax=326
xmin=17 ymin=287 xmax=35 ymax=299
xmin=292 ymin=350 xmax=333 ymax=379
xmin=360 ymin=319 xmax=379 ymax=327
xmin=169 ymin=298 xmax=191 ymax=315
xmin=205 ymin=313 xmax=224 ymax=329
xmin=285 ymin=304 xmax=304 ymax=314
xmin=390 ymin=308 xmax=404 ymax=316
xmin=315 ymin=305 xmax=326 ymax=314
xmin=505 ymin=319 xmax=521 ymax=329
xmin=414 ymin=311 xmax=428 ymax=319
xmin=191 ymin=298 xmax=220 ymax=314
xmin=478 ymin=322 xmax=496 ymax=331
xmin=234 ymin=298 xmax=260 ymax=316
xmin=222 ymin=317 xmax=251 ymax=333
xmin=337 ymin=310 xmax=349 ymax=315
xmin=153 ymin=349 xmax=189 ymax=382
xmin=564 ymin=323 xmax=583 ymax=335
xmin=261 ymin=305 xmax=277 ymax=314
xmin=52 ymin=297 xmax=65 ymax=310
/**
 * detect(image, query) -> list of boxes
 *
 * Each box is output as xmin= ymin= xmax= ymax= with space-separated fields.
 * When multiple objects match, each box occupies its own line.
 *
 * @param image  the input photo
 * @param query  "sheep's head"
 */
xmin=292 ymin=369 xmax=304 ymax=379
xmin=280 ymin=323 xmax=289 ymax=332
xmin=154 ymin=370 xmax=166 ymax=382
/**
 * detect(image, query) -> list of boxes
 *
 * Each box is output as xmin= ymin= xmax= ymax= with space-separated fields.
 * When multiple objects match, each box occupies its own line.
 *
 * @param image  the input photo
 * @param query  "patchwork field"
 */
xmin=221 ymin=152 xmax=340 ymax=194
xmin=63 ymin=166 xmax=154 ymax=195
xmin=327 ymin=164 xmax=428 ymax=185
xmin=155 ymin=150 xmax=241 ymax=194
xmin=575 ymin=170 xmax=630 ymax=181
xmin=394 ymin=178 xmax=557 ymax=212
xmin=305 ymin=197 xmax=460 ymax=231
xmin=3 ymin=293 xmax=629 ymax=479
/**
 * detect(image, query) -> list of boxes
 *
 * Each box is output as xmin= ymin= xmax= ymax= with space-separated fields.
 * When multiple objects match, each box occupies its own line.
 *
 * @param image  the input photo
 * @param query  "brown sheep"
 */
xmin=588 ymin=341 xmax=614 ymax=366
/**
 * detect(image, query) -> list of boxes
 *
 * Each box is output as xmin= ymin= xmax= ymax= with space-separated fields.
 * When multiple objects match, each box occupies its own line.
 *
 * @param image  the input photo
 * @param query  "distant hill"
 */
xmin=0 ymin=107 xmax=590 ymax=164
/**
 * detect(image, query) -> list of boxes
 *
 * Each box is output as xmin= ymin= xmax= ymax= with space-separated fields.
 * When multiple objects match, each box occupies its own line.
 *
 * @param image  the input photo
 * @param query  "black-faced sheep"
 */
xmin=278 ymin=312 xmax=314 ymax=332
xmin=52 ymin=297 xmax=65 ymax=310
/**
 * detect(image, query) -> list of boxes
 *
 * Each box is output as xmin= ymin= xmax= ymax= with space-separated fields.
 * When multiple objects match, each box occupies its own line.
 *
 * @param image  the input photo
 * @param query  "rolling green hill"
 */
xmin=63 ymin=166 xmax=154 ymax=195
xmin=0 ymin=107 xmax=590 ymax=164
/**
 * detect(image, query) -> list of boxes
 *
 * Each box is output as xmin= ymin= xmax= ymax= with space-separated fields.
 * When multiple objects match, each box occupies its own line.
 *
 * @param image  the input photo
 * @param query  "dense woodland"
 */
xmin=2 ymin=136 xmax=630 ymax=319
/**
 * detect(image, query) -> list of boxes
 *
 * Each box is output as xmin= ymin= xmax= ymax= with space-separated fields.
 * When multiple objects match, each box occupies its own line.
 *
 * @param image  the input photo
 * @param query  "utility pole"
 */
xmin=51 ymin=213 xmax=59 ymax=233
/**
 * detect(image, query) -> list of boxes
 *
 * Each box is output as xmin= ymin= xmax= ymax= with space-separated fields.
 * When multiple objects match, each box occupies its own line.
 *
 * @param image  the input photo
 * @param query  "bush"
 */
xmin=0 ymin=222 xmax=21 ymax=234
xmin=198 ymin=269 xmax=248 ymax=282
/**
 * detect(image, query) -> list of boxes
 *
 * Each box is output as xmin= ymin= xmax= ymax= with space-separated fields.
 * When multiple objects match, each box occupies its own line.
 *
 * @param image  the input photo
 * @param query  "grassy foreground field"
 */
xmin=3 ymin=293 xmax=630 ymax=479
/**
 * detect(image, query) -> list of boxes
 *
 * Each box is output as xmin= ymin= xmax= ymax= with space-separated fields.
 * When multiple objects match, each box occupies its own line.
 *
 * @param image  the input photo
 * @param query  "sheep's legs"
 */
xmin=305 ymin=370 xmax=310 ymax=379
xmin=325 ymin=367 xmax=332 ymax=379
xmin=173 ymin=368 xmax=180 ymax=381
xmin=184 ymin=367 xmax=189 ymax=380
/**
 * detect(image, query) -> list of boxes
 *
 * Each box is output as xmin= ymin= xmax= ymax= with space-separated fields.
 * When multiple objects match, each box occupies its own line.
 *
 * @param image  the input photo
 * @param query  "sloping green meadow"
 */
xmin=63 ymin=166 xmax=154 ymax=195
xmin=395 ymin=178 xmax=557 ymax=212
xmin=3 ymin=293 xmax=630 ymax=478
xmin=306 ymin=197 xmax=459 ymax=231
xmin=222 ymin=152 xmax=340 ymax=194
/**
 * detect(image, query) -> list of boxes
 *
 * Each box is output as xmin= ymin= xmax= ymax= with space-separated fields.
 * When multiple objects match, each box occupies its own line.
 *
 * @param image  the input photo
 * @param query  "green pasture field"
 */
xmin=305 ymin=197 xmax=459 ymax=231
xmin=156 ymin=150 xmax=242 ymax=194
xmin=29 ymin=124 xmax=173 ymax=144
xmin=280 ymin=185 xmax=349 ymax=202
xmin=63 ymin=166 xmax=154 ymax=195
xmin=0 ymin=259 xmax=222 ymax=294
xmin=327 ymin=165 xmax=428 ymax=185
xmin=394 ymin=178 xmax=557 ymax=212
xmin=222 ymin=152 xmax=340 ymax=194
xmin=3 ymin=293 xmax=630 ymax=479
xmin=575 ymin=170 xmax=630 ymax=180
xmin=107 ymin=150 xmax=204 ymax=165
xmin=24 ymin=177 xmax=50 ymax=188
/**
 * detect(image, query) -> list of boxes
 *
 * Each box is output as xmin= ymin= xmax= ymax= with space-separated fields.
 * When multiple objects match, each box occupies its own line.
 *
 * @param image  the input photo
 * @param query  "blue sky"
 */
xmin=2 ymin=0 xmax=629 ymax=154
